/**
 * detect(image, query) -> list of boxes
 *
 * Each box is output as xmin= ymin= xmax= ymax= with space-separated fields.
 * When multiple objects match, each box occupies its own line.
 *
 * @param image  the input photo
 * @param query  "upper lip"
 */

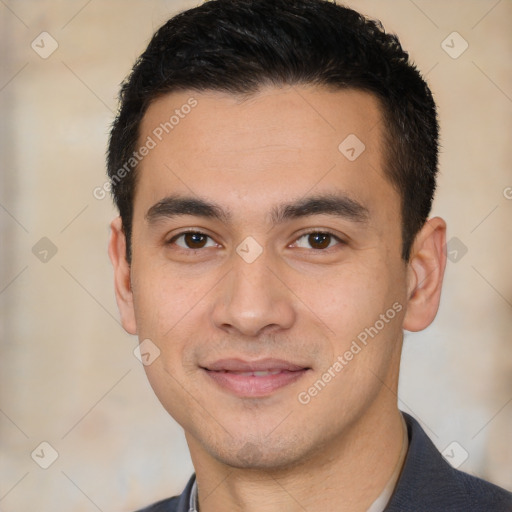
xmin=203 ymin=358 xmax=309 ymax=372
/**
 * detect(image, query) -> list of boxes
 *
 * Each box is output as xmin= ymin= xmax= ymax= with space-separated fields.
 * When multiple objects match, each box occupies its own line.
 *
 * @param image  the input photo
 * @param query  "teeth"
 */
xmin=231 ymin=370 xmax=282 ymax=376
xmin=254 ymin=370 xmax=281 ymax=376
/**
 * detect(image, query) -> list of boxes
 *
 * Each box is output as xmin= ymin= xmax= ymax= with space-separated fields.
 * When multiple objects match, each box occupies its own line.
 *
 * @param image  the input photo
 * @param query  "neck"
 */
xmin=187 ymin=403 xmax=406 ymax=512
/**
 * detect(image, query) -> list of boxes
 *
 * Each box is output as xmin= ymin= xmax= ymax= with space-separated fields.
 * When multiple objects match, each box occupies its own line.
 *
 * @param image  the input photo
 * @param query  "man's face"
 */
xmin=123 ymin=86 xmax=411 ymax=469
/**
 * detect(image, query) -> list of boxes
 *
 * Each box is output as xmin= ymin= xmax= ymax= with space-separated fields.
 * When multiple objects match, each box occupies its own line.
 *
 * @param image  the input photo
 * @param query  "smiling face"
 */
xmin=109 ymin=85 xmax=441 ymax=471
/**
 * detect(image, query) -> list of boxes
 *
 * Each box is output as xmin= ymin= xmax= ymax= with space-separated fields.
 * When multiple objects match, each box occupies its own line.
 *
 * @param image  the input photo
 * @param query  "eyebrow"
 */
xmin=146 ymin=195 xmax=230 ymax=224
xmin=145 ymin=193 xmax=369 ymax=226
xmin=270 ymin=193 xmax=369 ymax=225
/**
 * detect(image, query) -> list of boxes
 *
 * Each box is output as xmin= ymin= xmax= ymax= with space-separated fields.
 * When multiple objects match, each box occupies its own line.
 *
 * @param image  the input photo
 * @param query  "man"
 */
xmin=107 ymin=0 xmax=512 ymax=510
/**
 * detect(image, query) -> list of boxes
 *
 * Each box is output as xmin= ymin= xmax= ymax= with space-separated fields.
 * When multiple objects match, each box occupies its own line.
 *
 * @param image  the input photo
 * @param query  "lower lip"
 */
xmin=203 ymin=369 xmax=308 ymax=397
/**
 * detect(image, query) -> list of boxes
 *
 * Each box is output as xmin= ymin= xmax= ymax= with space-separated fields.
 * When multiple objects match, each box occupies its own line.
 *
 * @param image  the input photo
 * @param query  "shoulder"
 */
xmin=456 ymin=469 xmax=512 ymax=511
xmin=386 ymin=413 xmax=512 ymax=512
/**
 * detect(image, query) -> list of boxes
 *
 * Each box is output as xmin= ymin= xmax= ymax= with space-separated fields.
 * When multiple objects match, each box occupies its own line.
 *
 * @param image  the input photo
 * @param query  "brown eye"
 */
xmin=171 ymin=232 xmax=215 ymax=250
xmin=184 ymin=233 xmax=207 ymax=248
xmin=294 ymin=231 xmax=342 ymax=250
xmin=308 ymin=233 xmax=331 ymax=249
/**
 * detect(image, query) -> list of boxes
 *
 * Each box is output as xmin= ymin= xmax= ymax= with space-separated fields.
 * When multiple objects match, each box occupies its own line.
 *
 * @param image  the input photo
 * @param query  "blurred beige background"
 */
xmin=0 ymin=0 xmax=511 ymax=510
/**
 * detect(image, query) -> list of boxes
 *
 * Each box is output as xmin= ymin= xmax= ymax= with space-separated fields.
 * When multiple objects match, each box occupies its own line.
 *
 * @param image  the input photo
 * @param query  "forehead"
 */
xmin=140 ymin=86 xmax=383 ymax=156
xmin=134 ymin=86 xmax=396 ymax=223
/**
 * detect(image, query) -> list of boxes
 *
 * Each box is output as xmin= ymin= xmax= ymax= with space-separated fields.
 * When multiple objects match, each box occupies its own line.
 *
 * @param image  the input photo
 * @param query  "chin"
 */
xmin=206 ymin=434 xmax=310 ymax=471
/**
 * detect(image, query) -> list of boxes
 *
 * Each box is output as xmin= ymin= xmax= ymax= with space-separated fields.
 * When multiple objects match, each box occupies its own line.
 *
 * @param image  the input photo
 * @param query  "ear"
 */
xmin=108 ymin=216 xmax=137 ymax=335
xmin=403 ymin=217 xmax=447 ymax=332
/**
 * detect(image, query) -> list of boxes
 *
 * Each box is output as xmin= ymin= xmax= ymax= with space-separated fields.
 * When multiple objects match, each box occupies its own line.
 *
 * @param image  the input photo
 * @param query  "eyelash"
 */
xmin=166 ymin=229 xmax=345 ymax=252
xmin=293 ymin=229 xmax=345 ymax=251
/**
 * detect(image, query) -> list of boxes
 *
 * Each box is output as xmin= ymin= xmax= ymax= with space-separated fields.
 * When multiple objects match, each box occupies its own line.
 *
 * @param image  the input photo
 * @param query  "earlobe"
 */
xmin=403 ymin=217 xmax=447 ymax=332
xmin=108 ymin=217 xmax=138 ymax=335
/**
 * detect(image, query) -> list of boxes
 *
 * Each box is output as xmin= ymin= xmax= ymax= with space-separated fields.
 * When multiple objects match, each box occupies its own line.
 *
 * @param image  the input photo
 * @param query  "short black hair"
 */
xmin=107 ymin=0 xmax=438 ymax=262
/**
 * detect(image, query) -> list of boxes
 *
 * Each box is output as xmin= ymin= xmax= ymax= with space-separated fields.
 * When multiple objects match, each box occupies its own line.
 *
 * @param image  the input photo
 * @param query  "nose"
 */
xmin=211 ymin=249 xmax=296 ymax=338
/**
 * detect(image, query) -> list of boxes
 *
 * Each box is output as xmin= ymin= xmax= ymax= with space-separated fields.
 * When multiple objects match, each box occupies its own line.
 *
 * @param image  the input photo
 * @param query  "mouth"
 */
xmin=201 ymin=358 xmax=311 ymax=398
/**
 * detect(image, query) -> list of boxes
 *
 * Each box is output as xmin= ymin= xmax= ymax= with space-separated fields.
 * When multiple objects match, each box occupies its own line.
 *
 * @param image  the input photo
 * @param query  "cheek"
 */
xmin=130 ymin=261 xmax=221 ymax=377
xmin=131 ymin=261 xmax=201 ymax=336
xmin=296 ymin=264 xmax=389 ymax=332
xmin=295 ymin=260 xmax=406 ymax=376
xmin=142 ymin=361 xmax=196 ymax=433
